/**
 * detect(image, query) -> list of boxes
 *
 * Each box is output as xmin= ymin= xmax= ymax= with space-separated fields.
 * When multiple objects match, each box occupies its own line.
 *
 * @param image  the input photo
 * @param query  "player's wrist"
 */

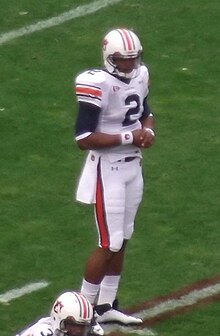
xmin=144 ymin=127 xmax=155 ymax=136
xmin=120 ymin=131 xmax=133 ymax=145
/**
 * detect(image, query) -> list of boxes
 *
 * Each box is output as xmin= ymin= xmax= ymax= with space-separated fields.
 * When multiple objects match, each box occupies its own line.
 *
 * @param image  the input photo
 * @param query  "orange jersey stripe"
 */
xmin=76 ymin=86 xmax=102 ymax=98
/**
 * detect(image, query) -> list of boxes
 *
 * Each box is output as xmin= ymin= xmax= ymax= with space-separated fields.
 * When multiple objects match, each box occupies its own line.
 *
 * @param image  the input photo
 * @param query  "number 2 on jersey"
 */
xmin=122 ymin=94 xmax=141 ymax=126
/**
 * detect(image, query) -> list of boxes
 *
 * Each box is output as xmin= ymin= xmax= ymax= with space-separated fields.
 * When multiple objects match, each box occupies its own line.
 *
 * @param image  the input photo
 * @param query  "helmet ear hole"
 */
xmin=108 ymin=55 xmax=116 ymax=67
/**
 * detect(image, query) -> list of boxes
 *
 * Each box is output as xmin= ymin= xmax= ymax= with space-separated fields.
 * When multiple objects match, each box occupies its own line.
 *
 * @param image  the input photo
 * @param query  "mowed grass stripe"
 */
xmin=0 ymin=281 xmax=49 ymax=304
xmin=0 ymin=0 xmax=123 ymax=46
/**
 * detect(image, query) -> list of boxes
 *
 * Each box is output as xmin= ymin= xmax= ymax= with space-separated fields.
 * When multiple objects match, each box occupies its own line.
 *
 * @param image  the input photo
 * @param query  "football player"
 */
xmin=16 ymin=292 xmax=93 ymax=336
xmin=74 ymin=28 xmax=155 ymax=331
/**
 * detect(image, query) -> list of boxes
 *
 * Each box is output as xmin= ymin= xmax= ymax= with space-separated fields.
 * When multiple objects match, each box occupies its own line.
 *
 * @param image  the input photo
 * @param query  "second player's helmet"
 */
xmin=50 ymin=291 xmax=93 ymax=336
xmin=102 ymin=28 xmax=143 ymax=78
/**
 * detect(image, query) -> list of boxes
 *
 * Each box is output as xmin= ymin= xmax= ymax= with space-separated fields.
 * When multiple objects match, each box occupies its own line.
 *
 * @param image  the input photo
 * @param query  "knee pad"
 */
xmin=109 ymin=233 xmax=124 ymax=252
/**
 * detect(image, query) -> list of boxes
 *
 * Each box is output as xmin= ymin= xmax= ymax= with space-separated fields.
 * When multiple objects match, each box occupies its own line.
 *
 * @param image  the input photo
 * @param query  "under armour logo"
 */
xmin=111 ymin=166 xmax=118 ymax=171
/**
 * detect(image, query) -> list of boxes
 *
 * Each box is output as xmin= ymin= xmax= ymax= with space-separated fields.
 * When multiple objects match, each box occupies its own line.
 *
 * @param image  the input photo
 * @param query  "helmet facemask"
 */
xmin=59 ymin=317 xmax=90 ymax=336
xmin=107 ymin=52 xmax=142 ymax=79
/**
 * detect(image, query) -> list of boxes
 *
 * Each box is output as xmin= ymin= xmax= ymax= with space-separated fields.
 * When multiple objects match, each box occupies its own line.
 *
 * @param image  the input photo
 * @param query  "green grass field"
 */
xmin=0 ymin=0 xmax=220 ymax=335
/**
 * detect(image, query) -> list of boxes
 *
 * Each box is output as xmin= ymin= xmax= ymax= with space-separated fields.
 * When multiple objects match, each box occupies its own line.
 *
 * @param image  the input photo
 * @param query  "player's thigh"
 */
xmin=96 ymin=159 xmax=126 ymax=251
xmin=126 ymin=161 xmax=144 ymax=210
xmin=124 ymin=160 xmax=144 ymax=238
xmin=99 ymin=159 xmax=126 ymax=213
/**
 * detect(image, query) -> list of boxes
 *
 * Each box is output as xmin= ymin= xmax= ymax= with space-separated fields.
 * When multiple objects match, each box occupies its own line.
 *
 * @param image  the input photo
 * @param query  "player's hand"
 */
xmin=132 ymin=128 xmax=155 ymax=148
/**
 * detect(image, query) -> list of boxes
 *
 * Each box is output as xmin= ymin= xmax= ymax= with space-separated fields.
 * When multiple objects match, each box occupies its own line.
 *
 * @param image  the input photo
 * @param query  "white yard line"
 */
xmin=136 ymin=282 xmax=220 ymax=320
xmin=103 ymin=281 xmax=220 ymax=335
xmin=0 ymin=0 xmax=123 ymax=46
xmin=0 ymin=280 xmax=49 ymax=304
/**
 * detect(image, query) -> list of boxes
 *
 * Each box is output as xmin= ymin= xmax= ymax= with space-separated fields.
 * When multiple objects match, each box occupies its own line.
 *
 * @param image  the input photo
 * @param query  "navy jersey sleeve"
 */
xmin=139 ymin=97 xmax=153 ymax=122
xmin=75 ymin=102 xmax=101 ymax=137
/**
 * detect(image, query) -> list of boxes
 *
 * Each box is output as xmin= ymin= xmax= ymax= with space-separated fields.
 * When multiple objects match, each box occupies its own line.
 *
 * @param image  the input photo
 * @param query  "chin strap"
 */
xmin=55 ymin=329 xmax=65 ymax=336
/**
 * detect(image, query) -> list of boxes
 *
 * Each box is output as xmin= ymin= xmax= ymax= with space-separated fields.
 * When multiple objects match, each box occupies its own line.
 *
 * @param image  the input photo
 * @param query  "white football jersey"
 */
xmin=17 ymin=317 xmax=53 ymax=336
xmin=75 ymin=64 xmax=150 ymax=158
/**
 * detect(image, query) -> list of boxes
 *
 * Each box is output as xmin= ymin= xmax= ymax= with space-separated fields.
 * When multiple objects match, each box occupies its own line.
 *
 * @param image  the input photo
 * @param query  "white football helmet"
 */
xmin=102 ymin=28 xmax=143 ymax=78
xmin=50 ymin=291 xmax=93 ymax=335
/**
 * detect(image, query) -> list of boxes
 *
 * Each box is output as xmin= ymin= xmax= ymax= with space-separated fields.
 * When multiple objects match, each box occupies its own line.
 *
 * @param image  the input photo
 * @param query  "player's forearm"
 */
xmin=76 ymin=132 xmax=122 ymax=150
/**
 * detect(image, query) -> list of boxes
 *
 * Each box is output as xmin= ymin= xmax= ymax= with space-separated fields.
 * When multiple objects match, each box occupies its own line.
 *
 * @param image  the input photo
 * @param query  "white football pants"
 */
xmin=95 ymin=156 xmax=144 ymax=252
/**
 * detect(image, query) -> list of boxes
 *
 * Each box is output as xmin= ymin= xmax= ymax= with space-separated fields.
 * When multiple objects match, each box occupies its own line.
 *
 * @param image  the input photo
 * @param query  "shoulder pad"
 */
xmin=140 ymin=64 xmax=149 ymax=78
xmin=75 ymin=69 xmax=107 ymax=86
xmin=33 ymin=325 xmax=53 ymax=336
